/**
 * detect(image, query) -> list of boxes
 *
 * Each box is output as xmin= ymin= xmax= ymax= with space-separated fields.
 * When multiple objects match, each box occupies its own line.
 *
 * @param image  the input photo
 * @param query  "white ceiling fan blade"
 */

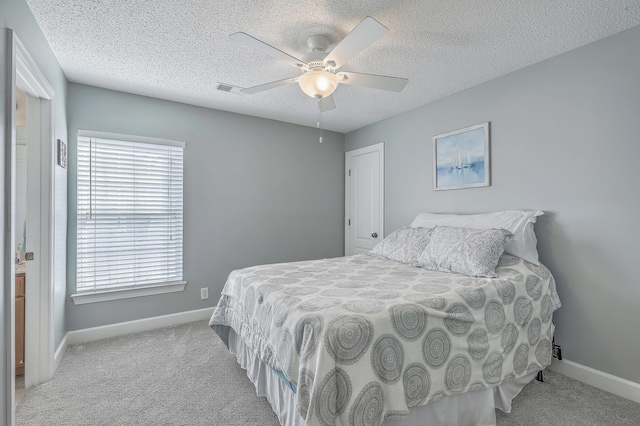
xmin=240 ymin=77 xmax=298 ymax=94
xmin=337 ymin=71 xmax=408 ymax=92
xmin=323 ymin=17 xmax=388 ymax=70
xmin=230 ymin=32 xmax=307 ymax=69
xmin=320 ymin=95 xmax=336 ymax=112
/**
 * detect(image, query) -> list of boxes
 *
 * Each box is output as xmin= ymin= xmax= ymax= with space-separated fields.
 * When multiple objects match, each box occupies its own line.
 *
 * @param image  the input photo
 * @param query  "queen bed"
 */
xmin=210 ymin=211 xmax=561 ymax=426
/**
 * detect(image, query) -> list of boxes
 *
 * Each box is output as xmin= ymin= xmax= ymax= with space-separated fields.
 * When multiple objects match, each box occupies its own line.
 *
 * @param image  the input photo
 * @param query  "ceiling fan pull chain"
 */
xmin=317 ymin=98 xmax=323 ymax=143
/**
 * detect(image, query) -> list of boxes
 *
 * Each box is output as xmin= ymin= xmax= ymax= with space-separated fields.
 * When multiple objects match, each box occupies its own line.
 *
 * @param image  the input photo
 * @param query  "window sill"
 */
xmin=71 ymin=281 xmax=186 ymax=305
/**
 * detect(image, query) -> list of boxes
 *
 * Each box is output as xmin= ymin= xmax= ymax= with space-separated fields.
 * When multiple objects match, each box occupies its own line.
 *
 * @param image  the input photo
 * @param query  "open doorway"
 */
xmin=6 ymin=32 xmax=57 ymax=419
xmin=14 ymin=86 xmax=43 ymax=405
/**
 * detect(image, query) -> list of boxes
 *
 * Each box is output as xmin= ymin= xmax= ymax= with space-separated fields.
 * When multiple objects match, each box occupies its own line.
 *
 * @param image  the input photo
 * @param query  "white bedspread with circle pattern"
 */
xmin=210 ymin=254 xmax=561 ymax=426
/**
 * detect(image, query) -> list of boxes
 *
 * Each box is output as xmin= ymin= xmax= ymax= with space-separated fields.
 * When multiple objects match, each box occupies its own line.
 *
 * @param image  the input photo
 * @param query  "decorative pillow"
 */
xmin=369 ymin=227 xmax=433 ymax=266
xmin=417 ymin=226 xmax=513 ymax=278
xmin=410 ymin=210 xmax=543 ymax=265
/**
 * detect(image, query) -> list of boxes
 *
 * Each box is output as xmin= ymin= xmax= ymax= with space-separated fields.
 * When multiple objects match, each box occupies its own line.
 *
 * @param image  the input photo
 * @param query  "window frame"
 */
xmin=71 ymin=130 xmax=186 ymax=305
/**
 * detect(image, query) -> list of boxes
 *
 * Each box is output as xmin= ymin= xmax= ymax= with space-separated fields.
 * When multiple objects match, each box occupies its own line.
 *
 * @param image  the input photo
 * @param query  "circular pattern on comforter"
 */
xmin=276 ymin=328 xmax=294 ymax=376
xmin=485 ymin=300 xmax=506 ymax=333
xmin=412 ymin=284 xmax=450 ymax=294
xmin=527 ymin=318 xmax=542 ymax=346
xmin=298 ymin=298 xmax=342 ymax=312
xmin=483 ymin=351 xmax=504 ymax=384
xmin=469 ymin=381 xmax=487 ymax=391
xmin=444 ymin=304 xmax=474 ymax=336
xmin=295 ymin=314 xmax=324 ymax=361
xmin=359 ymin=290 xmax=401 ymax=300
xmin=371 ymin=335 xmax=404 ymax=384
xmin=526 ymin=275 xmax=543 ymax=300
xmin=514 ymin=343 xmax=530 ymax=374
xmin=268 ymin=277 xmax=300 ymax=285
xmin=244 ymin=287 xmax=256 ymax=314
xmin=535 ymin=339 xmax=552 ymax=365
xmin=297 ymin=369 xmax=315 ymax=420
xmin=349 ymin=382 xmax=385 ymax=426
xmin=492 ymin=280 xmax=516 ymax=304
xmin=335 ymin=281 xmax=370 ymax=289
xmin=456 ymin=287 xmax=486 ymax=309
xmin=254 ymin=269 xmax=285 ymax=276
xmin=284 ymin=271 xmax=313 ymax=279
xmin=241 ymin=275 xmax=262 ymax=287
xmin=467 ymin=329 xmax=489 ymax=361
xmin=272 ymin=296 xmax=301 ymax=327
xmin=524 ymin=261 xmax=550 ymax=279
xmin=389 ymin=304 xmax=428 ymax=341
xmin=403 ymin=363 xmax=430 ymax=408
xmin=343 ymin=300 xmax=386 ymax=314
xmin=257 ymin=303 xmax=273 ymax=333
xmin=514 ymin=297 xmax=533 ymax=327
xmin=374 ymin=282 xmax=409 ymax=290
xmin=402 ymin=294 xmax=448 ymax=311
xmin=320 ymin=288 xmax=357 ymax=297
xmin=445 ymin=355 xmax=471 ymax=393
xmin=315 ymin=368 xmax=352 ymax=426
xmin=325 ymin=315 xmax=374 ymax=365
xmin=540 ymin=294 xmax=553 ymax=323
xmin=501 ymin=323 xmax=519 ymax=354
xmin=282 ymin=286 xmax=319 ymax=296
xmin=422 ymin=328 xmax=451 ymax=368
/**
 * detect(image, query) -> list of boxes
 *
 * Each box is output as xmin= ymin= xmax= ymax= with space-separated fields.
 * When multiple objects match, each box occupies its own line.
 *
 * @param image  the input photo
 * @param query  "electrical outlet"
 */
xmin=552 ymin=344 xmax=563 ymax=360
xmin=200 ymin=288 xmax=209 ymax=300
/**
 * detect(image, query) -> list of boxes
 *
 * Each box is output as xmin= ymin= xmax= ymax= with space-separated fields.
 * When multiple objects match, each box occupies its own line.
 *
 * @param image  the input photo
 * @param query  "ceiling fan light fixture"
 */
xmin=298 ymin=70 xmax=339 ymax=98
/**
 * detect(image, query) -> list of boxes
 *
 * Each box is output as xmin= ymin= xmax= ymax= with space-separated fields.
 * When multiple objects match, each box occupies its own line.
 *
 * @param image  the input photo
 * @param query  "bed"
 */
xmin=210 ymin=212 xmax=561 ymax=426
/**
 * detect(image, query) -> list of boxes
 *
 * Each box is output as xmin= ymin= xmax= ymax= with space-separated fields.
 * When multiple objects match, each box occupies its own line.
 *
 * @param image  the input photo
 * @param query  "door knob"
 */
xmin=371 ymin=233 xmax=378 ymax=238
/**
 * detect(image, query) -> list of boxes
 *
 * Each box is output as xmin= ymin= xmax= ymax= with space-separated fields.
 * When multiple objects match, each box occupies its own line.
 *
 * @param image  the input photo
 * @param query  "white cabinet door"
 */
xmin=346 ymin=144 xmax=384 ymax=255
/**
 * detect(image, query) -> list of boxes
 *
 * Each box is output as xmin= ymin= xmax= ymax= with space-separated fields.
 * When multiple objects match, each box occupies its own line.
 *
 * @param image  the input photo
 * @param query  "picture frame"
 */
xmin=433 ymin=122 xmax=490 ymax=190
xmin=57 ymin=139 xmax=67 ymax=168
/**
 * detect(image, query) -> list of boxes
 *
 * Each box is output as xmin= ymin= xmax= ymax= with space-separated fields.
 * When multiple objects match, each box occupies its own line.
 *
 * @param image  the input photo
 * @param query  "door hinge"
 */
xmin=348 ymin=219 xmax=351 ymax=226
xmin=348 ymin=169 xmax=351 ymax=176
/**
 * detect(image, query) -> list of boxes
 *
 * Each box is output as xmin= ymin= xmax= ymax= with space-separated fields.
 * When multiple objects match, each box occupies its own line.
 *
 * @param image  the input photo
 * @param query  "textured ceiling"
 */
xmin=25 ymin=0 xmax=640 ymax=133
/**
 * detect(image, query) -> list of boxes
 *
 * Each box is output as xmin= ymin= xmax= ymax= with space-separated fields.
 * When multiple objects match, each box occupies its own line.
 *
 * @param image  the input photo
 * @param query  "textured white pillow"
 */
xmin=369 ymin=227 xmax=433 ymax=265
xmin=410 ymin=210 xmax=543 ymax=265
xmin=417 ymin=226 xmax=513 ymax=278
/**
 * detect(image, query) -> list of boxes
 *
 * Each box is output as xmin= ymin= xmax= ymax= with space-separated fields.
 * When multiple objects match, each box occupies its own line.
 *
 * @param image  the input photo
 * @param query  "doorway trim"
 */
xmin=10 ymin=31 xmax=56 ymax=392
xmin=344 ymin=143 xmax=384 ymax=255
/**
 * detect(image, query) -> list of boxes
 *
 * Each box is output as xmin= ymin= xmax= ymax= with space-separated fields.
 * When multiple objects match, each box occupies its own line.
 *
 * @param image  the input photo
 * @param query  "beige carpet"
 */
xmin=16 ymin=321 xmax=640 ymax=425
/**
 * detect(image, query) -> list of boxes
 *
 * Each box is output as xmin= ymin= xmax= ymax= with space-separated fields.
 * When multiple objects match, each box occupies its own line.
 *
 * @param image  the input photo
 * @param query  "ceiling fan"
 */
xmin=219 ymin=16 xmax=409 ymax=112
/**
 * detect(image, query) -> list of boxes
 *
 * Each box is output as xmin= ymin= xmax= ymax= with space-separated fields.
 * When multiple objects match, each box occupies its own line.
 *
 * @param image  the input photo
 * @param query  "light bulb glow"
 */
xmin=317 ymin=76 xmax=329 ymax=91
xmin=298 ymin=70 xmax=339 ymax=98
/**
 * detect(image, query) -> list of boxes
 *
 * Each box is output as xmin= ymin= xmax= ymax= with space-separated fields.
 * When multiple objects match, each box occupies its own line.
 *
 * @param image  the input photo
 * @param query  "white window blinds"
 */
xmin=76 ymin=132 xmax=184 ymax=292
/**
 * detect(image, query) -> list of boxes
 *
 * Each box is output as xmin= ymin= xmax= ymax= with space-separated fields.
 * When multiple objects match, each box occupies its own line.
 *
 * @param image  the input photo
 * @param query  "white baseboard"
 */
xmin=549 ymin=358 xmax=640 ymax=404
xmin=53 ymin=333 xmax=69 ymax=372
xmin=65 ymin=307 xmax=215 ymax=346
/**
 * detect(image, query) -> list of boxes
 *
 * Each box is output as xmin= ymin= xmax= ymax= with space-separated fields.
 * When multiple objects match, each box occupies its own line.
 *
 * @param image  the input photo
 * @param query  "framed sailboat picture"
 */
xmin=433 ymin=122 xmax=490 ymax=190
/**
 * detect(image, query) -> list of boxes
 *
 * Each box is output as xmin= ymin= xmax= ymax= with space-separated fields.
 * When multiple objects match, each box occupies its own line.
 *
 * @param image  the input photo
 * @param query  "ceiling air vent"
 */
xmin=217 ymin=83 xmax=244 ymax=94
xmin=217 ymin=84 xmax=234 ymax=92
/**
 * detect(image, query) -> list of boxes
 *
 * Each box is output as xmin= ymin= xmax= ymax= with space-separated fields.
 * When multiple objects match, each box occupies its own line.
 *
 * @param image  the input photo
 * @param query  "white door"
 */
xmin=345 ymin=143 xmax=384 ymax=255
xmin=23 ymin=93 xmax=43 ymax=387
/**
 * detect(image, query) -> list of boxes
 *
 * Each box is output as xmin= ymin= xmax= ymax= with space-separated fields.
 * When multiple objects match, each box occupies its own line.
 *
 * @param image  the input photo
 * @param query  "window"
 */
xmin=74 ymin=131 xmax=184 ymax=303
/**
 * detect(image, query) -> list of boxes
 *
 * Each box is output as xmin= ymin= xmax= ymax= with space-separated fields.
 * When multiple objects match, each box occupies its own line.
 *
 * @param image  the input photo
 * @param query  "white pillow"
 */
xmin=368 ymin=227 xmax=433 ymax=266
xmin=410 ymin=210 xmax=543 ymax=265
xmin=417 ymin=226 xmax=513 ymax=278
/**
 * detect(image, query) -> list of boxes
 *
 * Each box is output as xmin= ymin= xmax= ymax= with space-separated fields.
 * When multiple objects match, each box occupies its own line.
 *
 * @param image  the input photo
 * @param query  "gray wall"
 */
xmin=66 ymin=83 xmax=345 ymax=331
xmin=1 ymin=0 xmax=68 ymax=420
xmin=346 ymin=25 xmax=640 ymax=383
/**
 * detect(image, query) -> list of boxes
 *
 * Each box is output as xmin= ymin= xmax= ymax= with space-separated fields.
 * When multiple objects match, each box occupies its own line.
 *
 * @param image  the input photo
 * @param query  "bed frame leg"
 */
xmin=536 ymin=371 xmax=544 ymax=382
